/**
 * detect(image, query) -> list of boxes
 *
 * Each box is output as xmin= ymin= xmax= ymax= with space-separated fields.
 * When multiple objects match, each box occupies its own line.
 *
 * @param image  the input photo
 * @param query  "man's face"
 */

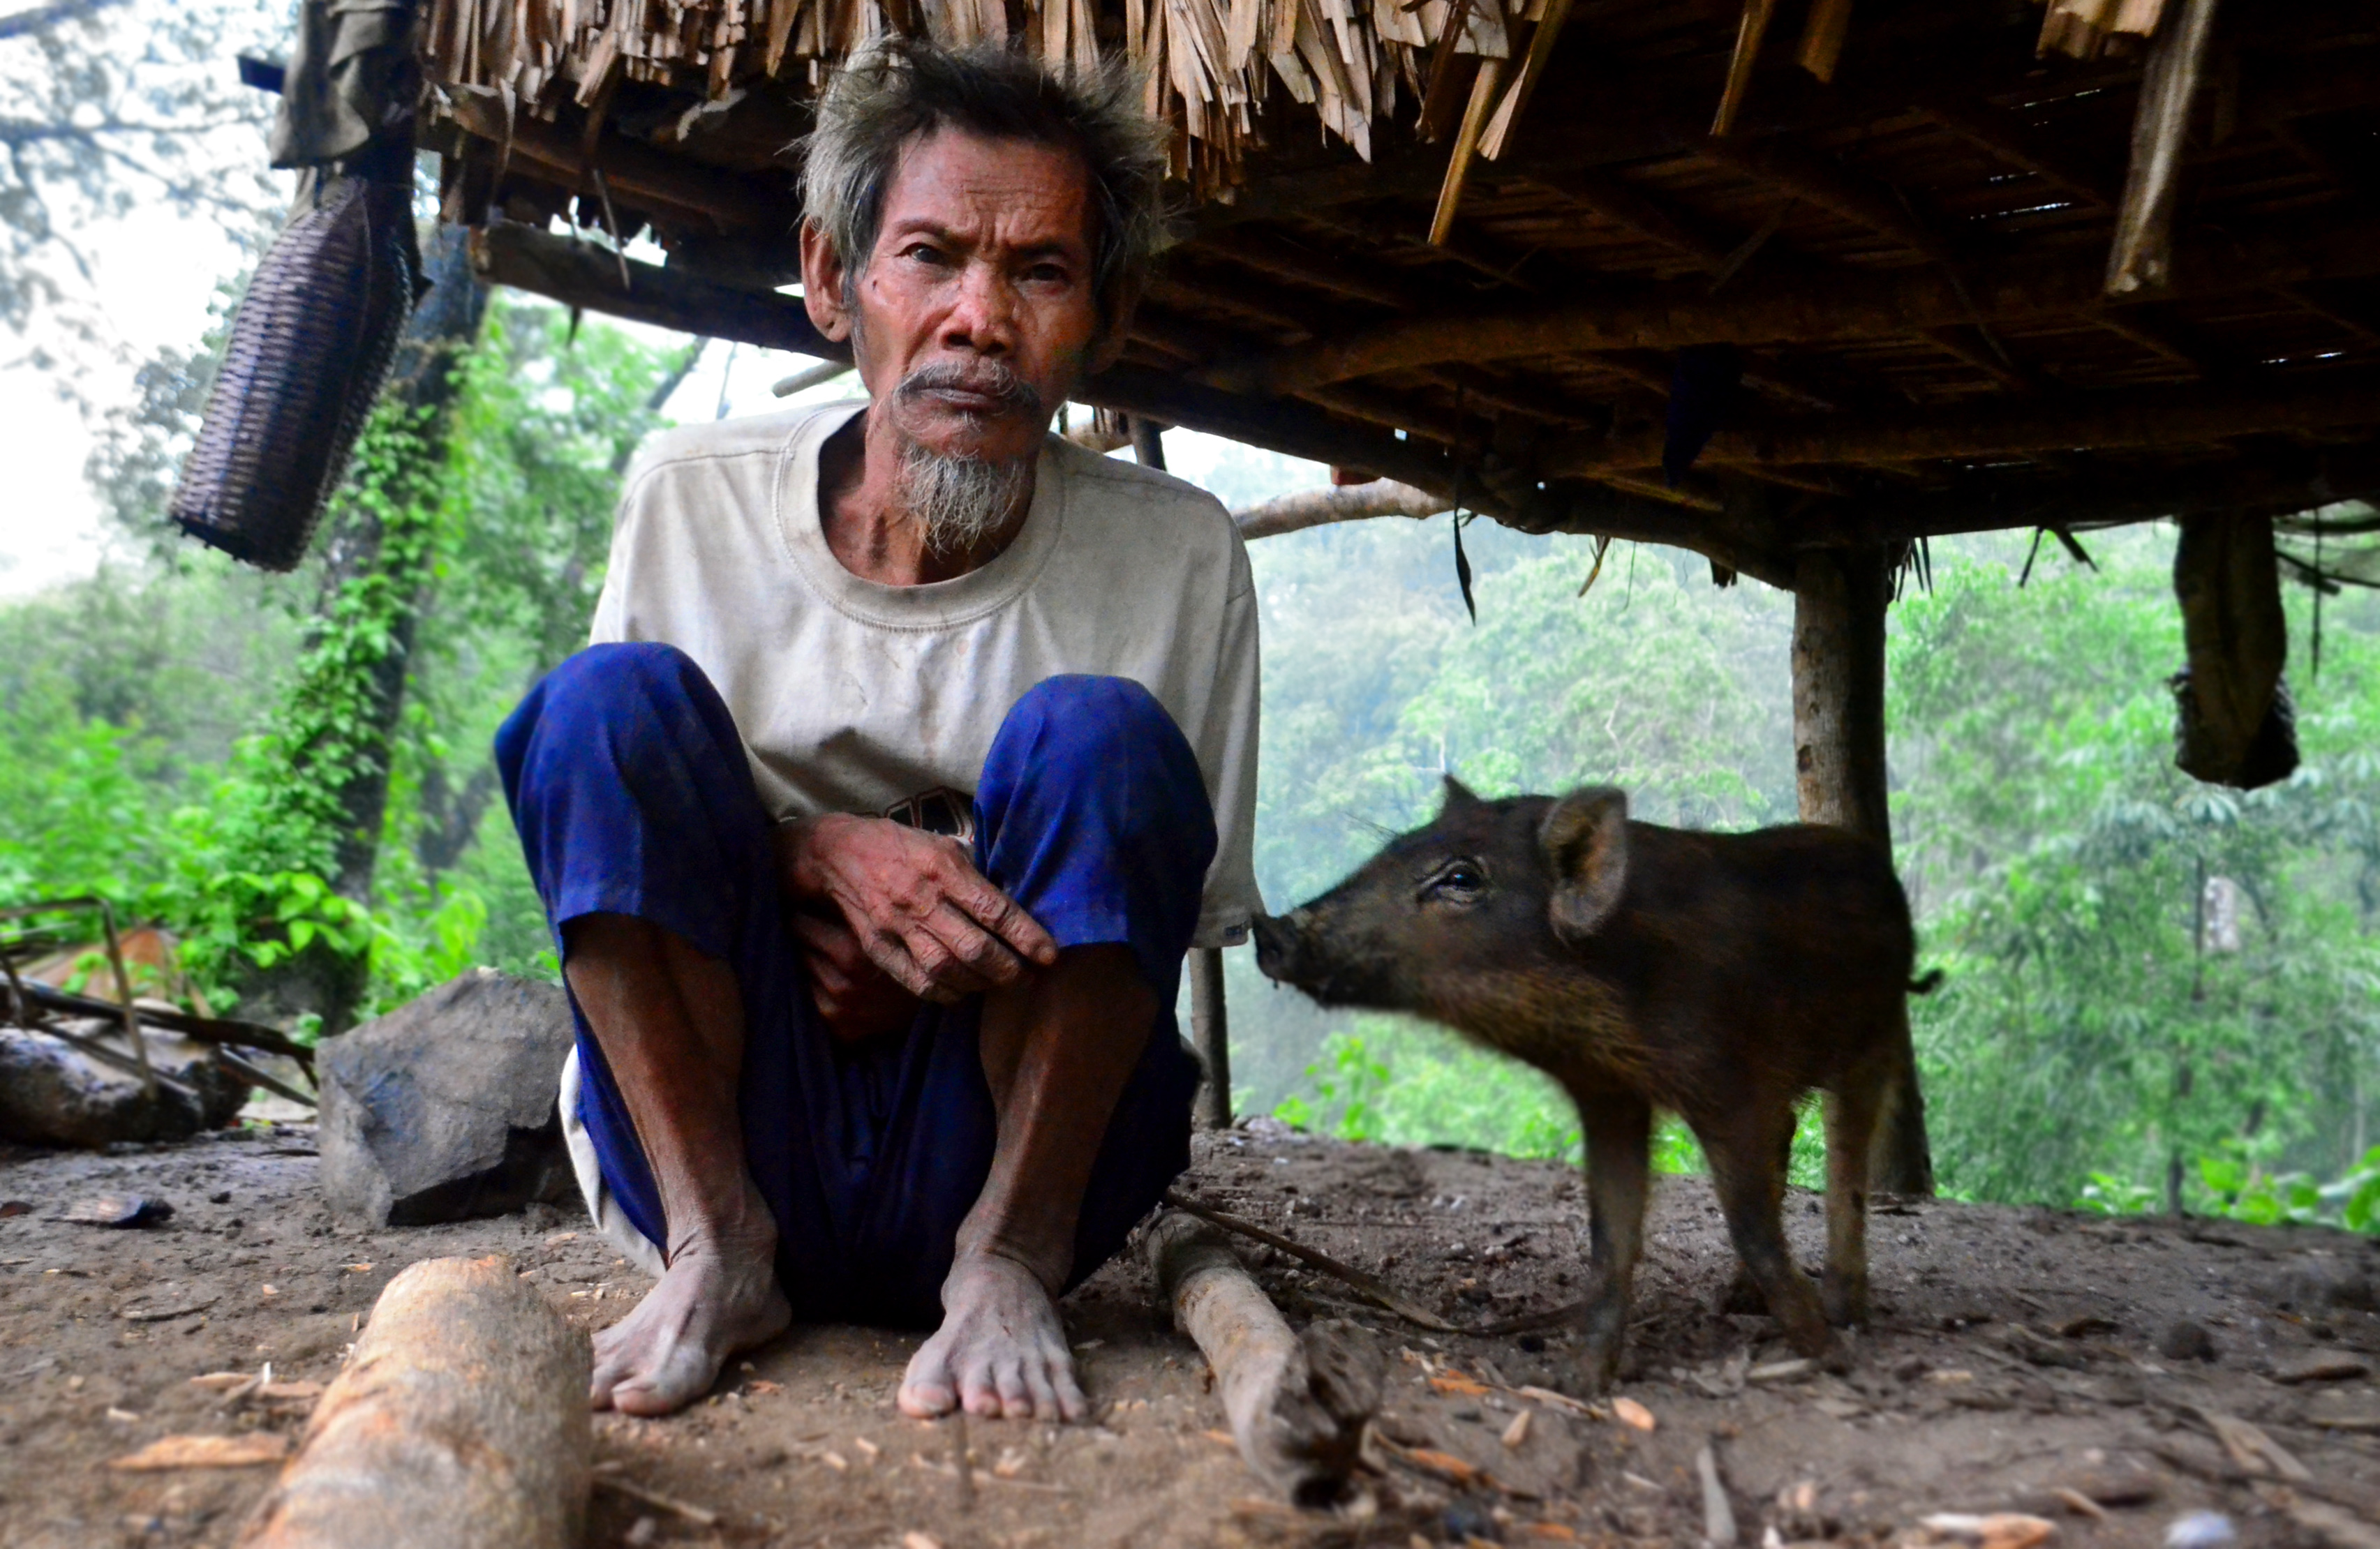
xmin=803 ymin=128 xmax=1111 ymax=470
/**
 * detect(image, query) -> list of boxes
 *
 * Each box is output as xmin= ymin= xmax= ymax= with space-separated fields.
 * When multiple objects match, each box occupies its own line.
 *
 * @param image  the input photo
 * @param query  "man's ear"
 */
xmin=798 ymin=218 xmax=855 ymax=345
xmin=1439 ymin=774 xmax=1482 ymax=814
xmin=1540 ymin=786 xmax=1629 ymax=943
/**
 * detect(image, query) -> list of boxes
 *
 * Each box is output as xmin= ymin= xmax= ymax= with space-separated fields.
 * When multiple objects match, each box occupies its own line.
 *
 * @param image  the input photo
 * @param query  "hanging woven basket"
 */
xmin=170 ymin=175 xmax=420 ymax=572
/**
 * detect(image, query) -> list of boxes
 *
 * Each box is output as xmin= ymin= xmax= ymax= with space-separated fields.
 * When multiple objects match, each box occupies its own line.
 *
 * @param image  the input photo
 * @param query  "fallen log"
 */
xmin=237 ymin=1255 xmax=591 ymax=1549
xmin=1145 ymin=1210 xmax=1383 ymax=1507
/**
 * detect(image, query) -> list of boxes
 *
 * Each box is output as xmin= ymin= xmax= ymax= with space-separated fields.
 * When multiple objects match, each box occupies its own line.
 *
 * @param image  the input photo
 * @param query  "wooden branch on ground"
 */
xmin=1215 ymin=211 xmax=2380 ymax=396
xmin=1234 ymin=481 xmax=1449 ymax=539
xmin=1145 ymin=1211 xmax=1383 ymax=1507
xmin=238 ymin=1257 xmax=589 ymax=1548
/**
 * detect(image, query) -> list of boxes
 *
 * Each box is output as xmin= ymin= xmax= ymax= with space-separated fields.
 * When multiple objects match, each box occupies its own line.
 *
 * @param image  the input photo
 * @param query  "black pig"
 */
xmin=1251 ymin=779 xmax=1924 ymax=1389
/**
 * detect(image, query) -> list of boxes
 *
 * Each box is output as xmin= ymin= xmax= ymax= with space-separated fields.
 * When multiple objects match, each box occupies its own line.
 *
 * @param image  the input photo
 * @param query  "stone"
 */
xmin=2156 ymin=1318 xmax=2217 ymax=1362
xmin=318 ymin=970 xmax=579 ymax=1227
xmin=0 ymin=1021 xmax=251 ymax=1148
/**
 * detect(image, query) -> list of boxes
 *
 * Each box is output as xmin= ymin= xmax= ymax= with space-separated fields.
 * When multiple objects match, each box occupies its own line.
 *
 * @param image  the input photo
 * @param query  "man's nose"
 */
xmin=940 ymin=261 xmax=1016 ymax=353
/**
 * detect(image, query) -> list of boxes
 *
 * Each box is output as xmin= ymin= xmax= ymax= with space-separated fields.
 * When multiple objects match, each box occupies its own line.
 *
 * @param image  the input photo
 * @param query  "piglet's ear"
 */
xmin=1541 ymin=786 xmax=1629 ymax=943
xmin=1440 ymin=774 xmax=1482 ymax=813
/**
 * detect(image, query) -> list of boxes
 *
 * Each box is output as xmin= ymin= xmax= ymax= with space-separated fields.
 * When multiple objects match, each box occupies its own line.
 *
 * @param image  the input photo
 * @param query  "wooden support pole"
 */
xmin=1191 ymin=947 xmax=1233 ymax=1129
xmin=1790 ymin=547 xmax=1933 ymax=1197
xmin=238 ymin=1256 xmax=590 ymax=1548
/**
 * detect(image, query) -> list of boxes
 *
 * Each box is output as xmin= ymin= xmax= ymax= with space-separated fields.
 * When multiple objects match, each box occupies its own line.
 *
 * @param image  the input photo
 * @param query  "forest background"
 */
xmin=4 ymin=0 xmax=2378 ymax=1235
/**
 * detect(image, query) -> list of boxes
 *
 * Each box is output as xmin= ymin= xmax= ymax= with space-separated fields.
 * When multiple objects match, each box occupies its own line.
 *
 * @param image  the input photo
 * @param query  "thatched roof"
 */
xmin=419 ymin=0 xmax=2380 ymax=586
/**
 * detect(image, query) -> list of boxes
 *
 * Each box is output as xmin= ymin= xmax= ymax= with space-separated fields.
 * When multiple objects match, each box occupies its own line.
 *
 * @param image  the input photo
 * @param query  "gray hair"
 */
xmin=801 ymin=39 xmax=1167 ymax=329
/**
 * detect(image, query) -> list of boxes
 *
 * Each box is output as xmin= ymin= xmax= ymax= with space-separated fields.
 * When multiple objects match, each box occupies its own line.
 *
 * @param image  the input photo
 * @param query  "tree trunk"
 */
xmin=315 ymin=223 xmax=489 ymax=900
xmin=1792 ymin=545 xmax=1933 ymax=1196
xmin=244 ymin=225 xmax=488 ymax=1033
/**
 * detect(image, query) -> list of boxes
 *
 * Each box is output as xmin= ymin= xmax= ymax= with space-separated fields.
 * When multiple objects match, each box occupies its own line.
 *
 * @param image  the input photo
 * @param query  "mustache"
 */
xmin=895 ymin=361 xmax=1043 ymax=419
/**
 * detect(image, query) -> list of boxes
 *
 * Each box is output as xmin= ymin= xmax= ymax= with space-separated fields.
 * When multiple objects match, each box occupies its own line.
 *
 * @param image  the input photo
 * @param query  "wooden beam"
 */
xmin=1918 ymin=325 xmax=2040 ymax=394
xmin=439 ymin=94 xmax=791 ymax=236
xmin=1544 ymin=372 xmax=2380 ymax=473
xmin=468 ymin=222 xmax=847 ymax=359
xmin=1194 ymin=229 xmax=1423 ymax=311
xmin=1808 ymin=437 xmax=2380 ymax=546
xmin=2090 ymin=306 xmax=2209 ymax=375
xmin=1219 ymin=212 xmax=2380 ymax=396
xmin=1700 ymin=135 xmax=1951 ymax=261
xmin=1913 ymin=96 xmax=2121 ymax=208
xmin=1524 ymin=167 xmax=1739 ymax=273
xmin=1233 ymin=482 xmax=1446 ymax=539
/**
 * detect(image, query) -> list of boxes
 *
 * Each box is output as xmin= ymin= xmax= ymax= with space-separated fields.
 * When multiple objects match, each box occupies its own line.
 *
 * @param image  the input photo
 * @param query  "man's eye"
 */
xmin=902 ymin=243 xmax=948 ymax=264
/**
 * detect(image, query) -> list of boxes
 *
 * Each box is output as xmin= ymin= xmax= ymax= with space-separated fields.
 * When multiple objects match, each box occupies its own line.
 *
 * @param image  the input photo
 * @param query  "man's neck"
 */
xmin=818 ymin=407 xmax=1037 ymax=587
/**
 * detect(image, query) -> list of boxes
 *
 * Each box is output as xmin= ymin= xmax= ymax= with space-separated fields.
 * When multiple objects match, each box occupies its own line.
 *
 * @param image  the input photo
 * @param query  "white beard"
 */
xmin=897 ymin=440 xmax=1035 ymax=556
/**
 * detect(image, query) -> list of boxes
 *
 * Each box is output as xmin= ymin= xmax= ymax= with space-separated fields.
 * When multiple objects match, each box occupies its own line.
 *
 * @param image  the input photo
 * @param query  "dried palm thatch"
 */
xmin=419 ymin=0 xmax=1553 ymax=197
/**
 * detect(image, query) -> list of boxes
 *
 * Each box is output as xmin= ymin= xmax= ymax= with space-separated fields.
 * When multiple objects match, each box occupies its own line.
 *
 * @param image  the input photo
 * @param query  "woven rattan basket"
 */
xmin=170 ymin=175 xmax=419 ymax=571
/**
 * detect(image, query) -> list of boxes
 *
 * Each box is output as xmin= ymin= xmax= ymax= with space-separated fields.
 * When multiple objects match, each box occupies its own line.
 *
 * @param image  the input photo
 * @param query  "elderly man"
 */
xmin=495 ymin=42 xmax=1258 ymax=1422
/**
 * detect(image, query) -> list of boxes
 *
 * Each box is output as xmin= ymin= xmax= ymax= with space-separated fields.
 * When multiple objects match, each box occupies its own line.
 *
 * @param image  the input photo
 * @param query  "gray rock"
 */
xmin=2157 ymin=1317 xmax=2217 ymax=1362
xmin=318 ymin=968 xmax=579 ymax=1227
xmin=0 ymin=1021 xmax=251 ymax=1147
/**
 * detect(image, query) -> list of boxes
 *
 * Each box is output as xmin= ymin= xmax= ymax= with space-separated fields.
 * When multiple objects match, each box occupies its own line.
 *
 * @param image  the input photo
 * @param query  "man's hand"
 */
xmin=778 ymin=814 xmax=1059 ymax=1009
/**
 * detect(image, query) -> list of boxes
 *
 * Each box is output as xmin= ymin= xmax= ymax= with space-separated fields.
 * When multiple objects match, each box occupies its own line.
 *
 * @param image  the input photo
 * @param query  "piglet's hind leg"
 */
xmin=1703 ymin=1115 xmax=1845 ymax=1372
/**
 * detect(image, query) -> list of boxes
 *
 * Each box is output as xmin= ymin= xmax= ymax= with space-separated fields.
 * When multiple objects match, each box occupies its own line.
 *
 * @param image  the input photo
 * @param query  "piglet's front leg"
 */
xmin=1570 ymin=1087 xmax=1652 ymax=1393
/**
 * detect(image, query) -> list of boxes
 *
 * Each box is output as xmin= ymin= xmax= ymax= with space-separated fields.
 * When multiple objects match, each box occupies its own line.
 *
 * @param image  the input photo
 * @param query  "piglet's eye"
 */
xmin=1429 ymin=861 xmax=1486 ymax=896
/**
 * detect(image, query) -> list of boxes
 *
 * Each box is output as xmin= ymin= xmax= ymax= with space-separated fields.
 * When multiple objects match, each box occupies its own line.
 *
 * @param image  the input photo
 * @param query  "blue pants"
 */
xmin=496 ymin=643 xmax=1212 ymax=1326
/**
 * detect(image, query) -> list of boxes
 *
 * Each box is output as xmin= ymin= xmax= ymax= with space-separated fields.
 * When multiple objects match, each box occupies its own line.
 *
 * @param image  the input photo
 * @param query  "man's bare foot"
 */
xmin=591 ymin=1235 xmax=791 ymax=1416
xmin=898 ymin=1252 xmax=1085 ymax=1421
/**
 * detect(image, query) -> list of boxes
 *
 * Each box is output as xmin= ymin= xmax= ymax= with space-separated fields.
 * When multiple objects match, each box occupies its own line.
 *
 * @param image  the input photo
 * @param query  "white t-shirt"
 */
xmin=587 ymin=399 xmax=1264 ymax=948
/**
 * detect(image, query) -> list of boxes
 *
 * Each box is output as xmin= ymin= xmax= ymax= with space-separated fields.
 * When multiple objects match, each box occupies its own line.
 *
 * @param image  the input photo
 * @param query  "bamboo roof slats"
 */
xmin=416 ymin=1 xmax=2380 ymax=582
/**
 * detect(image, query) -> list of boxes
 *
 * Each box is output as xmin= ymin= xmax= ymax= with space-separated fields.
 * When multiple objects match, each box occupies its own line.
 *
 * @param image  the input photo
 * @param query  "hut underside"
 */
xmin=422 ymin=0 xmax=2380 ymax=588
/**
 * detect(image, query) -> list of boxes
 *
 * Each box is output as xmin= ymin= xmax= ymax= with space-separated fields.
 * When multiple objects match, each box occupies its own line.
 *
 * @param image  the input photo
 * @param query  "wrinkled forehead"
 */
xmin=878 ymin=127 xmax=1098 ymax=250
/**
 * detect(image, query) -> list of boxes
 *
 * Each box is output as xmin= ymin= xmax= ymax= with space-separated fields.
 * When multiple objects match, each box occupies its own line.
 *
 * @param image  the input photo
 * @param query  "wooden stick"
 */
xmin=2106 ymin=0 xmax=2222 ymax=296
xmin=1711 ymin=0 xmax=1778 ymax=137
xmin=1478 ymin=0 xmax=1575 ymax=161
xmin=1429 ymin=55 xmax=1505 ymax=246
xmin=1795 ymin=0 xmax=1852 ymax=83
xmin=1145 ymin=1211 xmax=1383 ymax=1506
xmin=1233 ymin=481 xmax=1448 ymax=539
xmin=237 ymin=1257 xmax=591 ymax=1549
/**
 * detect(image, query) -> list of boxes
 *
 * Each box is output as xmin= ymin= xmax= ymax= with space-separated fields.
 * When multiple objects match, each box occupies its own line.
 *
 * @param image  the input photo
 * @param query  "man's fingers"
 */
xmin=923 ymin=900 xmax=1036 ymax=987
xmin=939 ymin=865 xmax=1058 ymax=967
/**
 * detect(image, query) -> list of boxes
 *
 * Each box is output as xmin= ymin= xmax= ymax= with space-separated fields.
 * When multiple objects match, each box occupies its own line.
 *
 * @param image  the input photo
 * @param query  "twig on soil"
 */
xmin=1161 ymin=1189 xmax=1592 ymax=1338
xmin=949 ymin=1409 xmax=976 ymax=1511
xmin=593 ymin=1472 xmax=721 ymax=1527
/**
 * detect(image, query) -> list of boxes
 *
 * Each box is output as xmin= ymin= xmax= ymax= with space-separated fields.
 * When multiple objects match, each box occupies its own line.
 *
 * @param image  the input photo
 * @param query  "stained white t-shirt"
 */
xmin=586 ymin=399 xmax=1264 ymax=948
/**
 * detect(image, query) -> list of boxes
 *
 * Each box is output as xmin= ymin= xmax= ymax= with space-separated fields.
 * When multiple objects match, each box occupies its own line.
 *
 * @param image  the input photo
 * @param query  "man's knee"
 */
xmin=530 ymin=642 xmax=711 ymax=731
xmin=1002 ymin=674 xmax=1199 ymax=790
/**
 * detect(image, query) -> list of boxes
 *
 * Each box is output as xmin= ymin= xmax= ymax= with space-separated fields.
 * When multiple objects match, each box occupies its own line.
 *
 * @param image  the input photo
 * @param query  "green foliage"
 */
xmin=0 ymin=297 xmax=682 ymax=1021
xmin=1274 ymin=1022 xmax=1584 ymax=1161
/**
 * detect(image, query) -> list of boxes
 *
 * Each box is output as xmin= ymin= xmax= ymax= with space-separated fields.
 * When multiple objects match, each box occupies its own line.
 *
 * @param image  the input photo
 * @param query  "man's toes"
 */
xmin=897 ymin=1348 xmax=959 ymax=1419
xmin=994 ymin=1359 xmax=1032 ymax=1417
xmin=1051 ymin=1365 xmax=1087 ymax=1424
xmin=1022 ymin=1362 xmax=1058 ymax=1420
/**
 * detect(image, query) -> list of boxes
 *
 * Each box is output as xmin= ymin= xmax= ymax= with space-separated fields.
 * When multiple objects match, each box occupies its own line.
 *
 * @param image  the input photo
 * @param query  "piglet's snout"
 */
xmin=1249 ymin=910 xmax=1314 ymax=984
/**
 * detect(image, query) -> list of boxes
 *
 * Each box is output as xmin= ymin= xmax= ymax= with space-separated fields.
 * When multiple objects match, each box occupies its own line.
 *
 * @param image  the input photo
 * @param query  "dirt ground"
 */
xmin=3 ymin=1118 xmax=2378 ymax=1549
